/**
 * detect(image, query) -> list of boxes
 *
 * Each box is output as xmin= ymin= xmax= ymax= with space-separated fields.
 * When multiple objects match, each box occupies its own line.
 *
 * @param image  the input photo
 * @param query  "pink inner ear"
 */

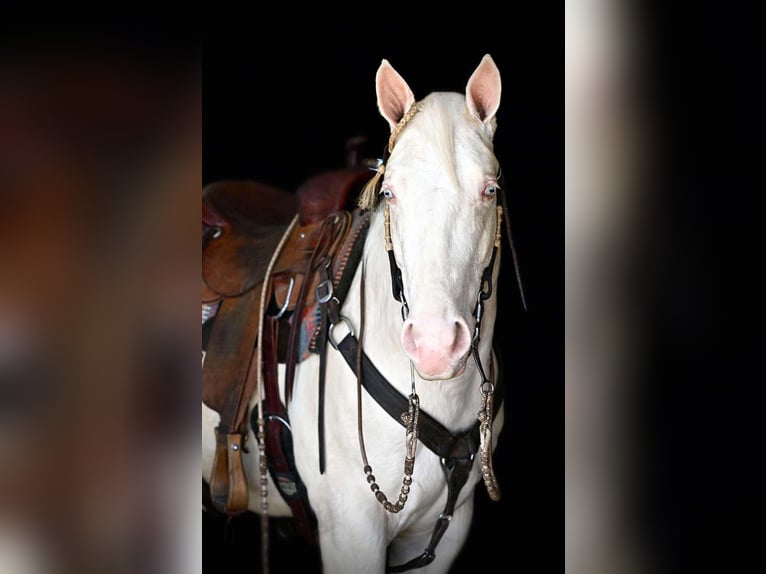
xmin=469 ymin=78 xmax=496 ymax=119
xmin=377 ymin=63 xmax=414 ymax=126
xmin=467 ymin=57 xmax=501 ymax=123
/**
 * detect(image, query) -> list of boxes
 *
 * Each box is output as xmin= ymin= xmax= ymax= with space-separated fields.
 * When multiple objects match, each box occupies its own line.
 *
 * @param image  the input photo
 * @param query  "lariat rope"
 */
xmin=255 ymin=214 xmax=299 ymax=574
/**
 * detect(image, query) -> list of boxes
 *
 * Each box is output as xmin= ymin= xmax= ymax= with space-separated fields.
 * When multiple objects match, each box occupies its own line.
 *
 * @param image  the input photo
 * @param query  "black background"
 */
xmin=203 ymin=16 xmax=562 ymax=574
xmin=629 ymin=3 xmax=764 ymax=572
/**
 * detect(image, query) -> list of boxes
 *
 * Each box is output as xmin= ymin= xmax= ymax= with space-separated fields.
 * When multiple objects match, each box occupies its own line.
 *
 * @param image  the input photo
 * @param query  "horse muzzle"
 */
xmin=401 ymin=314 xmax=471 ymax=380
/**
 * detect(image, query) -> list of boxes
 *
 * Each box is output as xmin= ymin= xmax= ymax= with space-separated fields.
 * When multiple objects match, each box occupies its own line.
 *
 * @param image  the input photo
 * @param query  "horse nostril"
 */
xmin=449 ymin=322 xmax=460 ymax=352
xmin=401 ymin=320 xmax=418 ymax=355
xmin=451 ymin=320 xmax=471 ymax=356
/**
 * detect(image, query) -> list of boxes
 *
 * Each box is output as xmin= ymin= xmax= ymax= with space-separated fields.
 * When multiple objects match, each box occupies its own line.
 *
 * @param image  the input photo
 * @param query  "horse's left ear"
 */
xmin=465 ymin=54 xmax=502 ymax=130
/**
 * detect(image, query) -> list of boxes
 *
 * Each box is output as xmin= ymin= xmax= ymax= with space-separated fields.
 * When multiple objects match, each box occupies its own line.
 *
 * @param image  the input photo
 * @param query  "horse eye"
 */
xmin=381 ymin=188 xmax=395 ymax=200
xmin=483 ymin=184 xmax=499 ymax=198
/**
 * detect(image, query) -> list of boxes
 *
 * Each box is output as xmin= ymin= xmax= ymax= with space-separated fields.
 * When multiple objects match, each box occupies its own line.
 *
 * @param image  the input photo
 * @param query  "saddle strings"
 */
xmin=255 ymin=214 xmax=299 ymax=574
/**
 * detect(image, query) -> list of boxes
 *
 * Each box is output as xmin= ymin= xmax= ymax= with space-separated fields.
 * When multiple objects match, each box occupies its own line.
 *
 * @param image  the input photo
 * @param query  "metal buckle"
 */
xmin=315 ymin=279 xmax=334 ymax=304
xmin=328 ymin=316 xmax=355 ymax=350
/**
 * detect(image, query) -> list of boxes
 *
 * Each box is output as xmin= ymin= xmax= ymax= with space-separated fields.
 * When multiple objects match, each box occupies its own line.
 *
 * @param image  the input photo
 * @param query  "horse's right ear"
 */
xmin=375 ymin=59 xmax=416 ymax=131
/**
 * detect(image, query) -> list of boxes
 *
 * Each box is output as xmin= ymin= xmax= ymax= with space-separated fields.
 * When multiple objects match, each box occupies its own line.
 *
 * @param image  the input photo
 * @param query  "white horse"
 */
xmin=203 ymin=54 xmax=507 ymax=574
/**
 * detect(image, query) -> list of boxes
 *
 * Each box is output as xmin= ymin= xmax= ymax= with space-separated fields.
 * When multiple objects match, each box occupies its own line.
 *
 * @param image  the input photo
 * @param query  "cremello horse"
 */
xmin=203 ymin=54 xmax=507 ymax=574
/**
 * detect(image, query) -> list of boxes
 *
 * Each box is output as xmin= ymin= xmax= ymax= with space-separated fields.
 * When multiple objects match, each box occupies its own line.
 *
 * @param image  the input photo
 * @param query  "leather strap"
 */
xmin=262 ymin=315 xmax=317 ymax=545
xmin=284 ymin=214 xmax=346 ymax=403
xmin=316 ymin=303 xmax=329 ymax=474
xmin=388 ymin=456 xmax=474 ymax=572
xmin=336 ymin=334 xmax=483 ymax=460
xmin=304 ymin=212 xmax=355 ymax=474
xmin=210 ymin=427 xmax=250 ymax=514
xmin=308 ymin=211 xmax=370 ymax=354
xmin=331 ymin=210 xmax=370 ymax=306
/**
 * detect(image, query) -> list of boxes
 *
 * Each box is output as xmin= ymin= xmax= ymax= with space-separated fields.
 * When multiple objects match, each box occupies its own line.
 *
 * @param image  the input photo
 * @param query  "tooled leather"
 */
xmin=202 ymin=169 xmax=373 ymax=522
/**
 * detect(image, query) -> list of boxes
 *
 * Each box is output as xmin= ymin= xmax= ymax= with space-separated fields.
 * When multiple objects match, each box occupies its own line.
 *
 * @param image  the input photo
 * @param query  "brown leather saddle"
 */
xmin=202 ymin=152 xmax=373 ymax=542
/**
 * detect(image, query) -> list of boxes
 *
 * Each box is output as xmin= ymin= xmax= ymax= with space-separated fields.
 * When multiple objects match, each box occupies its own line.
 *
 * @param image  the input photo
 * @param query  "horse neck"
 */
xmin=348 ymin=207 xmax=494 ymax=432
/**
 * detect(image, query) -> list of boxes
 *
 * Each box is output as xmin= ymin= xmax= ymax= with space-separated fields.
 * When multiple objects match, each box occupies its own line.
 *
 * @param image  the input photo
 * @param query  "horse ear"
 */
xmin=465 ymin=54 xmax=502 ymax=127
xmin=376 ymin=59 xmax=416 ymax=130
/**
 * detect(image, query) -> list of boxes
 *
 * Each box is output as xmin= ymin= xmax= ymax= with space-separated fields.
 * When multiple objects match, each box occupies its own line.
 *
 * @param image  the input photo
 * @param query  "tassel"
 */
xmin=358 ymin=164 xmax=385 ymax=210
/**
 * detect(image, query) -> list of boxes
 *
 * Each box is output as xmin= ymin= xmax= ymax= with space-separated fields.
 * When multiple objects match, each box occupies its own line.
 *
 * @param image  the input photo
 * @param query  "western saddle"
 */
xmin=202 ymin=144 xmax=374 ymax=544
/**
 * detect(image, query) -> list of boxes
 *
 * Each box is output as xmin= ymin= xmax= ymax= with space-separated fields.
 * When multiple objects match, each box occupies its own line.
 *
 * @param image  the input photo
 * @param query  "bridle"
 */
xmin=346 ymin=101 xmax=524 ymax=570
xmin=374 ymin=179 xmax=505 ymax=509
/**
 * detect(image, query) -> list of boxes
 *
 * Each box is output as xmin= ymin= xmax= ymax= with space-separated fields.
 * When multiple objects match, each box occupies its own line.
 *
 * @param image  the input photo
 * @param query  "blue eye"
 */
xmin=382 ymin=188 xmax=395 ymax=200
xmin=483 ymin=184 xmax=499 ymax=198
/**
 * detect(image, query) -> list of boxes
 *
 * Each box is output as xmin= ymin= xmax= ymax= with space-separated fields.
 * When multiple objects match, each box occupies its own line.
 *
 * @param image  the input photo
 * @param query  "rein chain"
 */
xmin=356 ymin=260 xmax=421 ymax=513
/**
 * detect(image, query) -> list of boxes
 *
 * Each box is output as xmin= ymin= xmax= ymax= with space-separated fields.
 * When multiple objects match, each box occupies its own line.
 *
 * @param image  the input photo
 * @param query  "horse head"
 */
xmin=370 ymin=55 xmax=503 ymax=381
